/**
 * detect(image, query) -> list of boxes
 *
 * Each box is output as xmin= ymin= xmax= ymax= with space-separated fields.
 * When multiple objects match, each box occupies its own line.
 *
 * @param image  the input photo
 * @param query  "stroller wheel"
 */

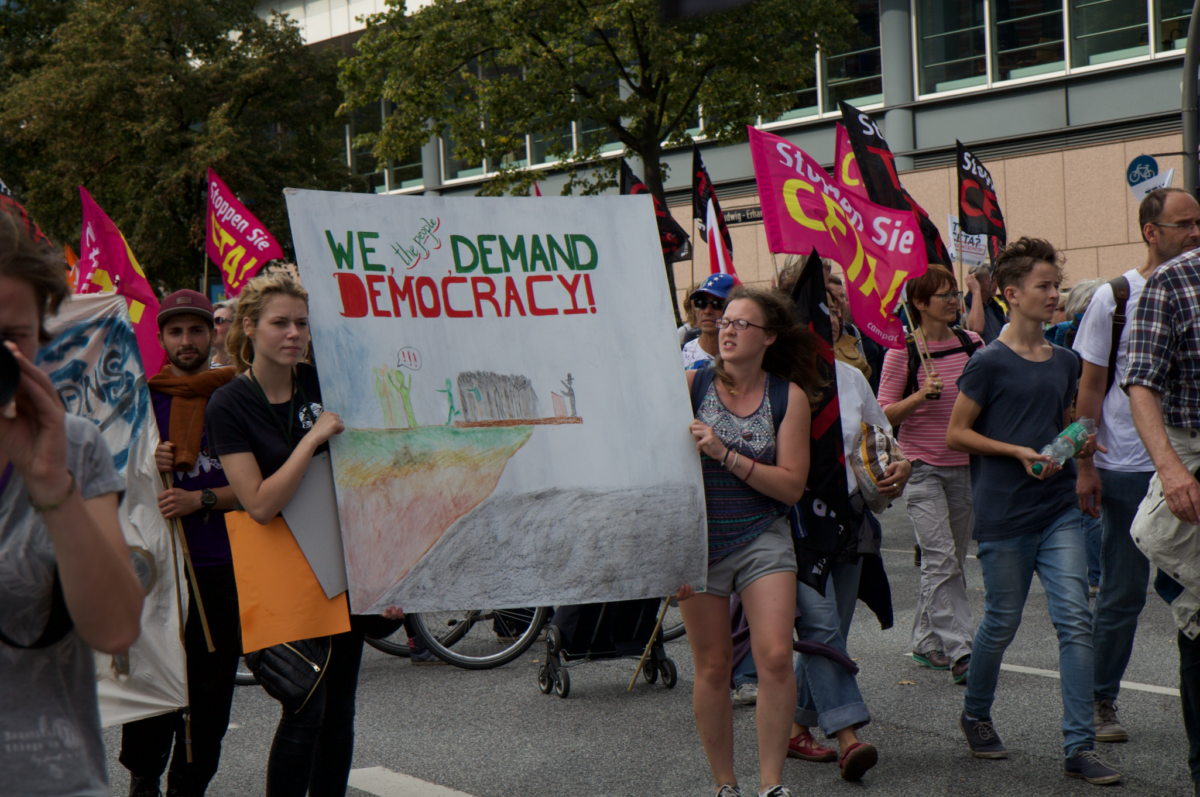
xmin=537 ymin=664 xmax=553 ymax=694
xmin=659 ymin=658 xmax=678 ymax=688
xmin=546 ymin=625 xmax=562 ymax=657
xmin=642 ymin=659 xmax=659 ymax=684
xmin=553 ymin=667 xmax=571 ymax=698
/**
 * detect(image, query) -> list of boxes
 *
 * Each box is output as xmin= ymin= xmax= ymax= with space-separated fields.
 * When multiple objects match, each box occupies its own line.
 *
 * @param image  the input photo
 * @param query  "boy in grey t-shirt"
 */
xmin=946 ymin=238 xmax=1120 ymax=786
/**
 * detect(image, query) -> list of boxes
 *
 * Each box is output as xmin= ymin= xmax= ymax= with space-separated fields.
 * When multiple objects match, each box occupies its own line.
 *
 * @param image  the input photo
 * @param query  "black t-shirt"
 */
xmin=205 ymin=362 xmax=327 ymax=479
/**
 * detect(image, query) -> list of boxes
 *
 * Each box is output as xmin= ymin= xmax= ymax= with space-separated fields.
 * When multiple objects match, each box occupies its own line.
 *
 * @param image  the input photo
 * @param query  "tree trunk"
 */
xmin=637 ymin=139 xmax=683 ymax=327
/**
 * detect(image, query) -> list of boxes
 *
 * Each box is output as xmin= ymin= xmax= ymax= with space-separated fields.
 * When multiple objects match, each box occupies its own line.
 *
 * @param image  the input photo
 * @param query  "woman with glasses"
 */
xmin=877 ymin=265 xmax=983 ymax=685
xmin=682 ymin=273 xmax=735 ymax=370
xmin=677 ymin=286 xmax=822 ymax=797
xmin=211 ymin=299 xmax=236 ymax=368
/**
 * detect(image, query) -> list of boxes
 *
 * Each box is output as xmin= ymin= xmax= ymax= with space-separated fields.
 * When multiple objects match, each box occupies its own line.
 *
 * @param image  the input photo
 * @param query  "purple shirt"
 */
xmin=152 ymin=390 xmax=232 ymax=567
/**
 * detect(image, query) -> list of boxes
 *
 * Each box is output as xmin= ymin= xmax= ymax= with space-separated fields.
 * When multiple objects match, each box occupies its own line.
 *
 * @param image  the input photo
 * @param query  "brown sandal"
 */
xmin=839 ymin=741 xmax=878 ymax=781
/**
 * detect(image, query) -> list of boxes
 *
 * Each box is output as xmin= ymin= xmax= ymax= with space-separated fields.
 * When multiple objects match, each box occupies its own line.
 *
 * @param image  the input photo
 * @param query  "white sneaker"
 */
xmin=733 ymin=683 xmax=758 ymax=704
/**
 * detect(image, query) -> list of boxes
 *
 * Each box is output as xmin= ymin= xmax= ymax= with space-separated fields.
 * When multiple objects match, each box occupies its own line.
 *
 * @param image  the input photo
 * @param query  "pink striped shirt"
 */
xmin=877 ymin=331 xmax=984 ymax=467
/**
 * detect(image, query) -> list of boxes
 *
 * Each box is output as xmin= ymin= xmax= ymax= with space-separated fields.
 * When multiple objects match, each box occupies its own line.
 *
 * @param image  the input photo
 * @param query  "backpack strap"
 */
xmin=689 ymin=366 xmax=717 ymax=417
xmin=767 ymin=373 xmax=789 ymax=434
xmin=1105 ymin=276 xmax=1130 ymax=397
xmin=0 ymin=567 xmax=74 ymax=650
xmin=901 ymin=335 xmax=921 ymax=400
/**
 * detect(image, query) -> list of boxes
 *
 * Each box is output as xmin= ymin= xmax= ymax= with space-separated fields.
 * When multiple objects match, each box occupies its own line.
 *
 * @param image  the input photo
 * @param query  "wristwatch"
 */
xmin=200 ymin=488 xmax=217 ymax=512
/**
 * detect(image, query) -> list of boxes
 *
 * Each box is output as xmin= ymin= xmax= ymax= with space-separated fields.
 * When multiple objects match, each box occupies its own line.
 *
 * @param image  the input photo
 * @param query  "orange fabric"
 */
xmin=147 ymin=365 xmax=235 ymax=471
xmin=225 ymin=511 xmax=350 ymax=653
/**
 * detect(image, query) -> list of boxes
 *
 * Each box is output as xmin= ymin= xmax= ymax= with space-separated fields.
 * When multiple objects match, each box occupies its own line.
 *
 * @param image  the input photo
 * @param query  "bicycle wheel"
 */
xmin=364 ymin=627 xmax=411 ymax=657
xmin=412 ymin=606 xmax=550 ymax=669
xmin=661 ymin=603 xmax=686 ymax=642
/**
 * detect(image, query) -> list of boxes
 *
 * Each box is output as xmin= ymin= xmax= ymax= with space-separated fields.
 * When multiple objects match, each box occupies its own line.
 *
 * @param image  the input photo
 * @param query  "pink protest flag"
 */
xmin=206 ymin=169 xmax=284 ymax=296
xmin=833 ymin=123 xmax=868 ymax=202
xmin=533 ymin=181 xmax=542 ymax=197
xmin=747 ymin=125 xmax=928 ymax=349
xmin=78 ymin=187 xmax=166 ymax=373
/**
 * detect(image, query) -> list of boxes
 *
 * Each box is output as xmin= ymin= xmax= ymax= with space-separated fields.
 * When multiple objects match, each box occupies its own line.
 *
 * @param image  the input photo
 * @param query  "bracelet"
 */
xmin=745 ymin=458 xmax=756 ymax=480
xmin=30 ymin=472 xmax=76 ymax=513
xmin=722 ymin=448 xmax=733 ymax=467
xmin=731 ymin=451 xmax=740 ymax=472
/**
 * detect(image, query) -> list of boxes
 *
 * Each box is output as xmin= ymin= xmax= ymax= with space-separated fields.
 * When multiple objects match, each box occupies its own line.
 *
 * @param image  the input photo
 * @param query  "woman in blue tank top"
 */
xmin=678 ymin=286 xmax=824 ymax=797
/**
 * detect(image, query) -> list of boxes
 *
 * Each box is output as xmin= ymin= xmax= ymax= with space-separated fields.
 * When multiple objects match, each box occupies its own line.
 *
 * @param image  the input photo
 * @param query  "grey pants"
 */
xmin=906 ymin=462 xmax=975 ymax=663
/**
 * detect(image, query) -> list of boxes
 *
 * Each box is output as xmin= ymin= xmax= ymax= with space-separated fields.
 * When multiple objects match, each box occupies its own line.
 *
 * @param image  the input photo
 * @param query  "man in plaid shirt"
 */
xmin=1125 ymin=192 xmax=1200 ymax=795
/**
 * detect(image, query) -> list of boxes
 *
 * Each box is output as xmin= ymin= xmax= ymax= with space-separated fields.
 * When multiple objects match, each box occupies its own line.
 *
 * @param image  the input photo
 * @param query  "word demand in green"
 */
xmin=326 ymin=230 xmax=384 ymax=272
xmin=451 ymin=234 xmax=597 ymax=274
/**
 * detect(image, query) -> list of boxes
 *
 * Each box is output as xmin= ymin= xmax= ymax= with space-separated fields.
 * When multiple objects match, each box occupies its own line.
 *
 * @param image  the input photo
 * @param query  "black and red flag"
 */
xmin=692 ymin=147 xmax=733 ymax=255
xmin=620 ymin=160 xmax=691 ymax=262
xmin=836 ymin=101 xmax=951 ymax=267
xmin=956 ymin=141 xmax=1007 ymax=264
xmin=788 ymin=250 xmax=855 ymax=596
xmin=0 ymin=177 xmax=48 ymax=246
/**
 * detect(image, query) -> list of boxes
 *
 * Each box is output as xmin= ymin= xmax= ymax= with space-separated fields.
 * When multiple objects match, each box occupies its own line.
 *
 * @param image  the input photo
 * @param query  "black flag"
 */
xmin=620 ymin=160 xmax=691 ymax=262
xmin=837 ymin=101 xmax=951 ymax=267
xmin=788 ymin=250 xmax=856 ymax=596
xmin=692 ymin=147 xmax=733 ymax=255
xmin=956 ymin=142 xmax=1007 ymax=264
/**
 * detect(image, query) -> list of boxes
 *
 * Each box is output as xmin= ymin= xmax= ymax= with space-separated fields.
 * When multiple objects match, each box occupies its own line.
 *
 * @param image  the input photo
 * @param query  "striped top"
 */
xmin=696 ymin=375 xmax=787 ymax=564
xmin=877 ymin=331 xmax=984 ymax=467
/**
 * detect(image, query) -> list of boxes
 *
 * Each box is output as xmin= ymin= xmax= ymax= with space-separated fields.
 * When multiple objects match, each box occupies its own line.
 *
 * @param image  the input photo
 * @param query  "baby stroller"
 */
xmin=537 ymin=598 xmax=677 ymax=698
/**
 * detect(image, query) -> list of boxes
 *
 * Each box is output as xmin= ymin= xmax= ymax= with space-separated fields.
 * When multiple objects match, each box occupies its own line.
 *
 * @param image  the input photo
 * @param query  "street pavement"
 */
xmin=104 ymin=507 xmax=1195 ymax=796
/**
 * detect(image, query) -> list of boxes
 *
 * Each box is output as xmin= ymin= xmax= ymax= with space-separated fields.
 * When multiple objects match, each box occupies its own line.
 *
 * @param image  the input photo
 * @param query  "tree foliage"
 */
xmin=341 ymin=0 xmax=856 ymax=202
xmin=0 ymin=0 xmax=352 ymax=290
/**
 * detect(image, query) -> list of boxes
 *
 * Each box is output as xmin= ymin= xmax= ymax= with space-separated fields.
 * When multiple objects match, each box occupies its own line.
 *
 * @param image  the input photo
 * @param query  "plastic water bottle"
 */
xmin=1031 ymin=418 xmax=1096 ymax=476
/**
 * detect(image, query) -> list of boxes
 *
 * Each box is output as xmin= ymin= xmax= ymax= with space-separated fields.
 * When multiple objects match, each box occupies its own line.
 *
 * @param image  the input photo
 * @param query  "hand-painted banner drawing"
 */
xmin=38 ymin=293 xmax=188 ymax=727
xmin=284 ymin=190 xmax=707 ymax=613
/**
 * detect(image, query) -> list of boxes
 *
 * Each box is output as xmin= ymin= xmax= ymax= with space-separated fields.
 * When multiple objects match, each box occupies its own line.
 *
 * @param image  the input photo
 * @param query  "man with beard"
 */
xmin=120 ymin=290 xmax=241 ymax=797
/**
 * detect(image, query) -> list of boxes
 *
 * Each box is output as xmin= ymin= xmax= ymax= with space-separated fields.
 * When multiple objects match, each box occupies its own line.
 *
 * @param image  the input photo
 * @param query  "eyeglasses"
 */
xmin=1151 ymin=220 xmax=1200 ymax=231
xmin=213 ymin=317 xmax=232 ymax=326
xmin=691 ymin=297 xmax=725 ymax=311
xmin=933 ymin=291 xmax=963 ymax=303
xmin=715 ymin=318 xmax=766 ymax=331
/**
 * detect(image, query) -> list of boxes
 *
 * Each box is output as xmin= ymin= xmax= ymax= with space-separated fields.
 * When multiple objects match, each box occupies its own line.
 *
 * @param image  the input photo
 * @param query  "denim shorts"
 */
xmin=705 ymin=515 xmax=797 ymax=598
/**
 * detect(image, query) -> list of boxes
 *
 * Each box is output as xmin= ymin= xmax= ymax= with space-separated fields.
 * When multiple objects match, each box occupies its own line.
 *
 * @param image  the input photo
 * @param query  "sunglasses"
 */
xmin=214 ymin=317 xmax=232 ymax=326
xmin=692 ymin=297 xmax=725 ymax=311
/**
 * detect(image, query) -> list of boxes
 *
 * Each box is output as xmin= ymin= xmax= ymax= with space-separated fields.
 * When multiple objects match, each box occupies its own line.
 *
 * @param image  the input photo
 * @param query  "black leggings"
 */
xmin=265 ymin=628 xmax=365 ymax=797
xmin=119 ymin=564 xmax=241 ymax=796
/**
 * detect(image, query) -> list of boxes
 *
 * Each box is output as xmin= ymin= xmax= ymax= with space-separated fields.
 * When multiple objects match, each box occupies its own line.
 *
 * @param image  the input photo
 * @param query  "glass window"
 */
xmin=770 ymin=76 xmax=820 ymax=122
xmin=823 ymin=0 xmax=883 ymax=110
xmin=530 ymin=127 xmax=574 ymax=164
xmin=578 ymin=118 xmax=623 ymax=154
xmin=442 ymin=129 xmax=484 ymax=181
xmin=1069 ymin=0 xmax=1149 ymax=67
xmin=349 ymin=101 xmax=386 ymax=194
xmin=391 ymin=145 xmax=423 ymax=190
xmin=917 ymin=0 xmax=988 ymax=94
xmin=1156 ymin=0 xmax=1192 ymax=51
xmin=994 ymin=0 xmax=1065 ymax=80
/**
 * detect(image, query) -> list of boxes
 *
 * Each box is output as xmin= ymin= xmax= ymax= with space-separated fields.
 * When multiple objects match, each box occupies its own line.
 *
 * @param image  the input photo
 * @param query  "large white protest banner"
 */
xmin=39 ymin=293 xmax=187 ymax=726
xmin=284 ymin=190 xmax=707 ymax=613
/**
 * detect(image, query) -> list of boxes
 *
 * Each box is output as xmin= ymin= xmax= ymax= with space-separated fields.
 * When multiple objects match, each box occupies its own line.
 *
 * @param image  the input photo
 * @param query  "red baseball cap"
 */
xmin=157 ymin=289 xmax=214 ymax=329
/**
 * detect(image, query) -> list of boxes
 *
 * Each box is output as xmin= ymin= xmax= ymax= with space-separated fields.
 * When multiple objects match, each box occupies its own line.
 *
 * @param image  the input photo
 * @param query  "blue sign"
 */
xmin=1127 ymin=155 xmax=1159 ymax=187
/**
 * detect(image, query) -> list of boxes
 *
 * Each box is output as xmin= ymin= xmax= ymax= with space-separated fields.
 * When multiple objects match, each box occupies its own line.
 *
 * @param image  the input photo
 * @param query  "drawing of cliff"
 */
xmin=455 ymin=370 xmax=581 ymax=428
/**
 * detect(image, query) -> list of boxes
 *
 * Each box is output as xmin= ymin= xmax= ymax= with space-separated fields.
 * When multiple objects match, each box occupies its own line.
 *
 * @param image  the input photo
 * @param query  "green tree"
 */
xmin=0 ymin=0 xmax=352 ymax=290
xmin=341 ymin=0 xmax=855 ymax=307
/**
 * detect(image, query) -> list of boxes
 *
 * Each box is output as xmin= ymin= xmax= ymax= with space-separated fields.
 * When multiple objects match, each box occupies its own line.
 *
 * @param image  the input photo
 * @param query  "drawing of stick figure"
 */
xmin=436 ymin=378 xmax=461 ymax=426
xmin=374 ymin=367 xmax=396 ymax=427
xmin=560 ymin=373 xmax=576 ymax=417
xmin=387 ymin=370 xmax=417 ymax=428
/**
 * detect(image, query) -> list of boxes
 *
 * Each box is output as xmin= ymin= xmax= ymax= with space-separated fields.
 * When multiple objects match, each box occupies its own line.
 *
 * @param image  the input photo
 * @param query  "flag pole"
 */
xmin=900 ymin=294 xmax=936 ymax=385
xmin=161 ymin=473 xmax=215 ymax=653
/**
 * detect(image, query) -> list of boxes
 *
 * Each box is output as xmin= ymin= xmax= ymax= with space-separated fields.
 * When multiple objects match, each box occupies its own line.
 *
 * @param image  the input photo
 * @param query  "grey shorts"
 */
xmin=705 ymin=515 xmax=797 ymax=598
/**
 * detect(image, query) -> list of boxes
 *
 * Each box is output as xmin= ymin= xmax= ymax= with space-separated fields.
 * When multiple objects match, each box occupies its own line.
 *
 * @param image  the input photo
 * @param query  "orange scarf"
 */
xmin=147 ymin=364 xmax=236 ymax=471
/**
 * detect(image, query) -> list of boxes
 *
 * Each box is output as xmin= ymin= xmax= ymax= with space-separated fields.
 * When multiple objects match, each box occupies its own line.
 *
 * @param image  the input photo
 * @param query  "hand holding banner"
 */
xmin=206 ymin=169 xmax=284 ymax=296
xmin=748 ymin=125 xmax=928 ymax=349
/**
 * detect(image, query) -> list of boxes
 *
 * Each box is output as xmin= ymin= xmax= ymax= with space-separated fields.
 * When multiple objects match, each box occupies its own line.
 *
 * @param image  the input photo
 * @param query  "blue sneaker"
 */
xmin=959 ymin=713 xmax=1008 ymax=759
xmin=1064 ymin=746 xmax=1122 ymax=785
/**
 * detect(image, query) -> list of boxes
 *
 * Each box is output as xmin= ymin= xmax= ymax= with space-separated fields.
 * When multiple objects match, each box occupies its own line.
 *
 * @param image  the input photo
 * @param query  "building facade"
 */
xmin=261 ymin=0 xmax=1192 ymax=305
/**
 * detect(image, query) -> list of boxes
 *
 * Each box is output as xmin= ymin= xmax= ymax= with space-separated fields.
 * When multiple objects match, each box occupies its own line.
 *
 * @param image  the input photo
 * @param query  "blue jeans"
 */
xmin=1093 ymin=468 xmax=1153 ymax=703
xmin=1085 ymin=512 xmax=1103 ymax=588
xmin=733 ymin=648 xmax=758 ymax=687
xmin=794 ymin=559 xmax=869 ymax=736
xmin=963 ymin=508 xmax=1094 ymax=756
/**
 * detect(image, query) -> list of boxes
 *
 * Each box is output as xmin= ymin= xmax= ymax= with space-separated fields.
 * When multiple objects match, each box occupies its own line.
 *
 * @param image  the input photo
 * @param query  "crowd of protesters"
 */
xmin=5 ymin=185 xmax=1200 ymax=797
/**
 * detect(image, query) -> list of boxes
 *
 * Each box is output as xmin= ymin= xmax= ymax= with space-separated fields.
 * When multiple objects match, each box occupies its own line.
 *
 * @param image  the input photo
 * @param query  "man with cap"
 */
xmin=683 ymin=273 xmax=735 ymax=370
xmin=119 ymin=290 xmax=241 ymax=797
xmin=964 ymin=264 xmax=1007 ymax=345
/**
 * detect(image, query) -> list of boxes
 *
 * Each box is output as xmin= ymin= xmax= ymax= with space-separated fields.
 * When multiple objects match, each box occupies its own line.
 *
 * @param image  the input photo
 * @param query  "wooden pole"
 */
xmin=627 ymin=598 xmax=672 ymax=692
xmin=160 ymin=473 xmax=215 ymax=653
xmin=900 ymin=295 xmax=936 ymax=385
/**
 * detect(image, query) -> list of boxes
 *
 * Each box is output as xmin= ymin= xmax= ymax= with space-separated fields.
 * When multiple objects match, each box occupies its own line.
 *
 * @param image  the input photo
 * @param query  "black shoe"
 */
xmin=128 ymin=775 xmax=162 ymax=797
xmin=959 ymin=712 xmax=1008 ymax=758
xmin=1064 ymin=746 xmax=1122 ymax=785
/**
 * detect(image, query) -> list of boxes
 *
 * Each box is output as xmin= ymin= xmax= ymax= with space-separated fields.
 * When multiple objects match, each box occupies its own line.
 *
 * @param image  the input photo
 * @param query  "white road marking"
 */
xmin=226 ymin=723 xmax=241 ymax=730
xmin=349 ymin=766 xmax=475 ymax=797
xmin=900 ymin=654 xmax=1181 ymax=697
